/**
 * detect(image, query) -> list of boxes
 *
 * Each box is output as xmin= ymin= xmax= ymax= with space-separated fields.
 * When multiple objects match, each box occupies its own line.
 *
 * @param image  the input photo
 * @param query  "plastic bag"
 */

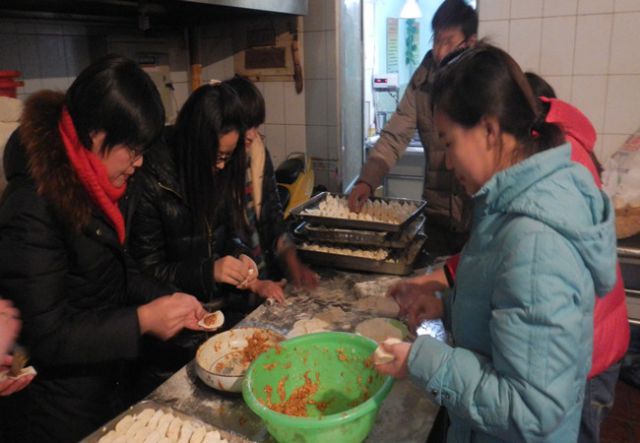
xmin=603 ymin=126 xmax=640 ymax=238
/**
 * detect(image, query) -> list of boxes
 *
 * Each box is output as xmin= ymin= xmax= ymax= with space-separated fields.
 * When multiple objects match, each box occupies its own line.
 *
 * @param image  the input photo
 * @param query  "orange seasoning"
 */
xmin=265 ymin=371 xmax=321 ymax=417
xmin=277 ymin=376 xmax=288 ymax=402
xmin=242 ymin=331 xmax=277 ymax=364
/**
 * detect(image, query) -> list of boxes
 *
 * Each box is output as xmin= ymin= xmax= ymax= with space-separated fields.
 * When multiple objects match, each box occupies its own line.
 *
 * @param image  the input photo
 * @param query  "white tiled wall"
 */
xmin=303 ymin=0 xmax=339 ymax=191
xmin=196 ymin=16 xmax=309 ymax=171
xmin=0 ymin=18 xmax=188 ymax=121
xmin=0 ymin=16 xmax=310 ymax=174
xmin=478 ymin=0 xmax=640 ymax=163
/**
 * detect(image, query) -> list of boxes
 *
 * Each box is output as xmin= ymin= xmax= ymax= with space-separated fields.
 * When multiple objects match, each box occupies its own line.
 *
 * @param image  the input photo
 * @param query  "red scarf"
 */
xmin=58 ymin=107 xmax=126 ymax=244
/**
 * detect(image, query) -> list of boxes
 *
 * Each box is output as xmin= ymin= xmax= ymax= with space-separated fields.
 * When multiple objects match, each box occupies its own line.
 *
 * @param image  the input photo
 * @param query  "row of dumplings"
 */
xmin=98 ymin=408 xmax=229 ymax=443
xmin=302 ymin=195 xmax=417 ymax=224
xmin=300 ymin=242 xmax=390 ymax=261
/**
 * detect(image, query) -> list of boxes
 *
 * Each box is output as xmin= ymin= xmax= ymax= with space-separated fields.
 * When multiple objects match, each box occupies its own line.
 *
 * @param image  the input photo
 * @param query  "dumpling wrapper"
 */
xmin=190 ymin=426 xmax=207 ymax=443
xmin=135 ymin=408 xmax=155 ymax=426
xmin=114 ymin=415 xmax=135 ymax=434
xmin=198 ymin=310 xmax=225 ymax=331
xmin=147 ymin=409 xmax=164 ymax=429
xmin=0 ymin=365 xmax=36 ymax=382
xmin=98 ymin=430 xmax=118 ymax=443
xmin=373 ymin=338 xmax=403 ymax=365
xmin=167 ymin=416 xmax=183 ymax=440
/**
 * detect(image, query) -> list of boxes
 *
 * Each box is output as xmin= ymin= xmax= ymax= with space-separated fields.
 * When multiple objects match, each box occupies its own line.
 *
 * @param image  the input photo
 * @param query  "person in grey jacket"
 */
xmin=349 ymin=0 xmax=477 ymax=256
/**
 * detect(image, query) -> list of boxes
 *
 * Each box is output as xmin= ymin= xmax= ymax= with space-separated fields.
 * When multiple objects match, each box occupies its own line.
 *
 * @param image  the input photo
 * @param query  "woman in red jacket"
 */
xmin=391 ymin=73 xmax=629 ymax=443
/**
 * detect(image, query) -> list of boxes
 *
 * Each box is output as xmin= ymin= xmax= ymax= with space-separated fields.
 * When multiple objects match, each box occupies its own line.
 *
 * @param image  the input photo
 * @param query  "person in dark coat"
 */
xmin=125 ymin=83 xmax=263 ymax=396
xmin=222 ymin=75 xmax=318 ymax=292
xmin=127 ymin=83 xmax=261 ymax=306
xmin=0 ymin=55 xmax=207 ymax=443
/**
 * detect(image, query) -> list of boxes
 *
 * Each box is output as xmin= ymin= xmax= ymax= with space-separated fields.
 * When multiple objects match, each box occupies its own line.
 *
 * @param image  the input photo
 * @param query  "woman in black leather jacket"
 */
xmin=127 ymin=83 xmax=274 ymax=306
xmin=126 ymin=83 xmax=285 ymax=395
xmin=0 ymin=55 xmax=206 ymax=443
xmin=223 ymin=75 xmax=318 ymax=293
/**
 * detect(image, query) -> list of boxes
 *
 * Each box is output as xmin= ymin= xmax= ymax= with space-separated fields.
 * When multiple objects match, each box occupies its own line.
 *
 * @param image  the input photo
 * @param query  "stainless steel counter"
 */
xmin=148 ymin=269 xmax=441 ymax=442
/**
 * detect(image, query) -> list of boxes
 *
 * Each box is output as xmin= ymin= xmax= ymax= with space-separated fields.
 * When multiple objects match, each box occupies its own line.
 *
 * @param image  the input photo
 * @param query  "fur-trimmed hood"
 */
xmin=5 ymin=90 xmax=93 ymax=231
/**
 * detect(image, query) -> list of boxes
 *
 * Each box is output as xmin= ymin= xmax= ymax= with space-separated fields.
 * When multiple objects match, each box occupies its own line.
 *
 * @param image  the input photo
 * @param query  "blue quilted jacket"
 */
xmin=409 ymin=145 xmax=617 ymax=443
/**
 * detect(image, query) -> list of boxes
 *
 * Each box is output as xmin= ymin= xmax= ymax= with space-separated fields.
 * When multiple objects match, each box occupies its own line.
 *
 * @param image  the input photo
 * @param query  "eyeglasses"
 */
xmin=128 ymin=146 xmax=145 ymax=163
xmin=216 ymin=150 xmax=235 ymax=164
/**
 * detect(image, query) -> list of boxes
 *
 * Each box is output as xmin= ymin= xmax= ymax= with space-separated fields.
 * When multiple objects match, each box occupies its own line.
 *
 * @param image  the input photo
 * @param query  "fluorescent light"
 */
xmin=400 ymin=0 xmax=422 ymax=19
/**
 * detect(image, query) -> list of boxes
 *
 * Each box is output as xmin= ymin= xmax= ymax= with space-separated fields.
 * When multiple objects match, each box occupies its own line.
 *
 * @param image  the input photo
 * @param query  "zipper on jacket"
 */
xmin=205 ymin=219 xmax=213 ymax=258
xmin=157 ymin=182 xmax=185 ymax=202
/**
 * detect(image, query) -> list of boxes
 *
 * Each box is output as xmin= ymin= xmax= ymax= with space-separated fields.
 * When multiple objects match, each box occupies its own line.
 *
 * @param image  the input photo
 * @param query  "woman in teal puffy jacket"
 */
xmin=376 ymin=44 xmax=618 ymax=443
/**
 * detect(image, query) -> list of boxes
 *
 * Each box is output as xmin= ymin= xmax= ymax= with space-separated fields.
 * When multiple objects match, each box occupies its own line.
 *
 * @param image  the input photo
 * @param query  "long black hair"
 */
xmin=432 ymin=43 xmax=565 ymax=161
xmin=66 ymin=54 xmax=165 ymax=154
xmin=172 ymin=83 xmax=246 ymax=233
xmin=223 ymin=75 xmax=266 ymax=128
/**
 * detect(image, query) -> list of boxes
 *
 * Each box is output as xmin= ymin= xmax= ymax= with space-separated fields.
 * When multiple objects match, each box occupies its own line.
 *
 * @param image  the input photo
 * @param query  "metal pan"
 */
xmin=294 ymin=215 xmax=426 ymax=249
xmin=81 ymin=399 xmax=252 ymax=443
xmin=290 ymin=192 xmax=427 ymax=232
xmin=298 ymin=236 xmax=426 ymax=276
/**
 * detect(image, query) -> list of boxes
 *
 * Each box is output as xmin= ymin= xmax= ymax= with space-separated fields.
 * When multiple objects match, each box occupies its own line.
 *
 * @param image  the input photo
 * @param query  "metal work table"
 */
xmin=148 ymin=269 xmax=441 ymax=442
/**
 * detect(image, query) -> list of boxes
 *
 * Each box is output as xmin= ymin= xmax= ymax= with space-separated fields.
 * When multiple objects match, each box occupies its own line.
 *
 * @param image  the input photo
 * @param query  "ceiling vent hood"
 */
xmin=180 ymin=0 xmax=308 ymax=16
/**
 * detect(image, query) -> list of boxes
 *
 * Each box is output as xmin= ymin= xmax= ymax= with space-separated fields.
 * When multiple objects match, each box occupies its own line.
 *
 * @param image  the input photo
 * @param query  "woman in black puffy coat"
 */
xmin=0 ymin=55 xmax=206 ymax=442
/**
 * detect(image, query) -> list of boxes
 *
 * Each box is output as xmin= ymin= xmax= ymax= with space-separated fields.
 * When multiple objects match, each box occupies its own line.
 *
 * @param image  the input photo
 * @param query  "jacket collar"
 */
xmin=14 ymin=91 xmax=94 ymax=232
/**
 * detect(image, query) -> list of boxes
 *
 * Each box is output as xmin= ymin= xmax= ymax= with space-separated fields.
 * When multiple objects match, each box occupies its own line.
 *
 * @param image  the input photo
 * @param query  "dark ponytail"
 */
xmin=433 ymin=43 xmax=565 ymax=161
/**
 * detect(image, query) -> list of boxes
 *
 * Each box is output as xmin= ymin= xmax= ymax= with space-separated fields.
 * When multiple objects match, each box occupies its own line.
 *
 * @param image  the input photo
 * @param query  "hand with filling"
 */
xmin=374 ymin=340 xmax=411 ymax=379
xmin=137 ymin=292 xmax=208 ymax=340
xmin=246 ymin=279 xmax=287 ymax=304
xmin=0 ymin=300 xmax=35 ymax=396
xmin=213 ymin=255 xmax=252 ymax=287
xmin=0 ymin=355 xmax=36 ymax=397
xmin=0 ymin=299 xmax=20 ymax=358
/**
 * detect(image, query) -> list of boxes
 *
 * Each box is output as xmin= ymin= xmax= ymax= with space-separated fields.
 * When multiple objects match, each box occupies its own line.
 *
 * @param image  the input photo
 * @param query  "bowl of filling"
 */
xmin=242 ymin=332 xmax=394 ymax=443
xmin=196 ymin=327 xmax=284 ymax=393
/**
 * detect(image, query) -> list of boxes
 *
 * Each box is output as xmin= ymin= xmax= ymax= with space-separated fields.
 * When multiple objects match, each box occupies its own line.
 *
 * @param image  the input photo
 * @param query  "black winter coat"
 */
xmin=126 ymin=132 xmax=287 ymax=303
xmin=0 ymin=92 xmax=169 ymax=443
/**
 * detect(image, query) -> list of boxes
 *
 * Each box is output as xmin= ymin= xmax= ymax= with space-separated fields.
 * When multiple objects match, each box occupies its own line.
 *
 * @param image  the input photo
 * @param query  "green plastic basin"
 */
xmin=242 ymin=332 xmax=394 ymax=443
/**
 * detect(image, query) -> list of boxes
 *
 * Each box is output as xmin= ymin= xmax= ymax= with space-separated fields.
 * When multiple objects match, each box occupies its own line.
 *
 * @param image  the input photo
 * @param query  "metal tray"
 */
xmin=618 ymin=233 xmax=640 ymax=258
xmin=298 ymin=235 xmax=426 ymax=276
xmin=81 ymin=399 xmax=252 ymax=443
xmin=290 ymin=192 xmax=427 ymax=232
xmin=294 ymin=215 xmax=426 ymax=249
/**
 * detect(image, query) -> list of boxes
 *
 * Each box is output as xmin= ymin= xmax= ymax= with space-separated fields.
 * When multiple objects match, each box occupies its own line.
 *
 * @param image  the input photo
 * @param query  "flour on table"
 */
xmin=355 ymin=318 xmax=404 ymax=343
xmin=353 ymin=277 xmax=402 ymax=299
xmin=314 ymin=306 xmax=348 ymax=324
xmin=353 ymin=296 xmax=400 ymax=317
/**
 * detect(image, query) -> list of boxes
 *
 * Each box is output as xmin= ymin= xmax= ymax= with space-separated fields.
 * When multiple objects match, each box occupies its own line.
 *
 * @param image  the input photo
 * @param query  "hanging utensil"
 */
xmin=290 ymin=18 xmax=303 ymax=94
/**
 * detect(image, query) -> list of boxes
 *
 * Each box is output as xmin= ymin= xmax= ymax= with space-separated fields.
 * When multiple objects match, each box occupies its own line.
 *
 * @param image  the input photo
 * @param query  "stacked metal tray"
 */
xmin=297 ymin=235 xmax=426 ymax=276
xmin=290 ymin=192 xmax=426 ymax=232
xmin=294 ymin=214 xmax=426 ymax=249
xmin=292 ymin=193 xmax=428 ymax=275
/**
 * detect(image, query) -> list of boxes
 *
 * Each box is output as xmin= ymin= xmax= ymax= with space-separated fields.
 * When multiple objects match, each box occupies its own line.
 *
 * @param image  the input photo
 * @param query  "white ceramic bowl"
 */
xmin=195 ymin=327 xmax=284 ymax=393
